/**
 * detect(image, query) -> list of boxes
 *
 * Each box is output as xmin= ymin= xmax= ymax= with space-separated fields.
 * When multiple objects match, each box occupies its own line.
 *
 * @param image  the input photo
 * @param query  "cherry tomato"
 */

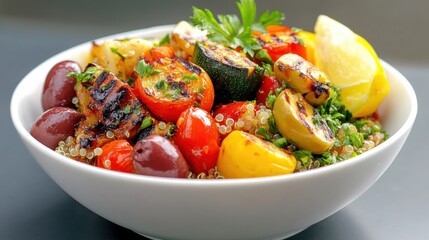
xmin=256 ymin=75 xmax=281 ymax=106
xmin=97 ymin=140 xmax=134 ymax=173
xmin=174 ymin=107 xmax=220 ymax=174
xmin=144 ymin=46 xmax=175 ymax=63
xmin=135 ymin=57 xmax=214 ymax=122
xmin=213 ymin=101 xmax=248 ymax=123
xmin=212 ymin=101 xmax=259 ymax=141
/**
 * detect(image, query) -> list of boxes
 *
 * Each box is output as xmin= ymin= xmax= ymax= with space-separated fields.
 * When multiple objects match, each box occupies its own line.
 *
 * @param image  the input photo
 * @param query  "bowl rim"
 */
xmin=10 ymin=25 xmax=418 ymax=187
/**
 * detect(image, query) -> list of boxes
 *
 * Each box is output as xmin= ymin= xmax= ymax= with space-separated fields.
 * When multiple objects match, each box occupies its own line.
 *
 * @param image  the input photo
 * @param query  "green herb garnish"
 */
xmin=135 ymin=60 xmax=161 ymax=78
xmin=140 ymin=116 xmax=153 ymax=130
xmin=293 ymin=150 xmax=313 ymax=168
xmin=158 ymin=34 xmax=171 ymax=46
xmin=273 ymin=137 xmax=288 ymax=148
xmin=68 ymin=66 xmax=98 ymax=87
xmin=110 ymin=47 xmax=126 ymax=60
xmin=315 ymin=87 xmax=352 ymax=135
xmin=123 ymin=104 xmax=132 ymax=114
xmin=191 ymin=0 xmax=283 ymax=56
xmin=182 ymin=75 xmax=198 ymax=84
xmin=256 ymin=126 xmax=271 ymax=140
xmin=155 ymin=79 xmax=168 ymax=91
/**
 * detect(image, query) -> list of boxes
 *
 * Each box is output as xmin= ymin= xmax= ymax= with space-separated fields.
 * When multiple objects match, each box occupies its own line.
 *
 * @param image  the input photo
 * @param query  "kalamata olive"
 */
xmin=132 ymin=135 xmax=190 ymax=178
xmin=30 ymin=107 xmax=85 ymax=149
xmin=42 ymin=60 xmax=81 ymax=111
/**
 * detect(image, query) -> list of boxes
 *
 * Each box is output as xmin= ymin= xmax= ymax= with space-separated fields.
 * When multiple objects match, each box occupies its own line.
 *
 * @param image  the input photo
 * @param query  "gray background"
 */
xmin=1 ymin=0 xmax=428 ymax=239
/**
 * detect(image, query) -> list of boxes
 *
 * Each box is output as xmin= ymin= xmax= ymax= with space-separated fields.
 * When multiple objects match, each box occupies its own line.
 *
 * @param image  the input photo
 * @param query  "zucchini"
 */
xmin=192 ymin=43 xmax=263 ymax=104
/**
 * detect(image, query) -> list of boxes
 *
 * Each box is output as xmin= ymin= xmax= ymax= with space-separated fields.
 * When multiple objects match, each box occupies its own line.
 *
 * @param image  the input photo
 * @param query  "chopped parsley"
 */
xmin=135 ymin=60 xmax=161 ymax=78
xmin=158 ymin=34 xmax=171 ymax=46
xmin=166 ymin=125 xmax=176 ymax=139
xmin=182 ymin=75 xmax=198 ymax=84
xmin=67 ymin=66 xmax=98 ymax=87
xmin=140 ymin=116 xmax=153 ymax=130
xmin=272 ymin=137 xmax=288 ymax=148
xmin=256 ymin=126 xmax=271 ymax=140
xmin=155 ymin=79 xmax=168 ymax=91
xmin=123 ymin=104 xmax=132 ymax=114
xmin=293 ymin=150 xmax=313 ymax=168
xmin=110 ymin=47 xmax=126 ymax=60
xmin=314 ymin=87 xmax=352 ymax=135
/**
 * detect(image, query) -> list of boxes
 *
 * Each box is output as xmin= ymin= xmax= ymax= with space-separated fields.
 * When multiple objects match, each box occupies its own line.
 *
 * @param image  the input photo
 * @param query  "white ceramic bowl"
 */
xmin=11 ymin=26 xmax=417 ymax=240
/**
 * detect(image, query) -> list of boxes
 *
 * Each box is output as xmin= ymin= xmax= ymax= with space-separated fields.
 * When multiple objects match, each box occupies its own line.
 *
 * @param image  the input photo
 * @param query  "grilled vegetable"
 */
xmin=274 ymin=53 xmax=331 ymax=106
xmin=97 ymin=140 xmax=134 ymax=173
xmin=73 ymin=64 xmax=148 ymax=152
xmin=256 ymin=75 xmax=281 ymax=106
xmin=273 ymin=88 xmax=334 ymax=154
xmin=217 ymin=130 xmax=296 ymax=178
xmin=253 ymin=26 xmax=307 ymax=62
xmin=192 ymin=42 xmax=263 ymax=103
xmin=170 ymin=21 xmax=208 ymax=60
xmin=135 ymin=57 xmax=214 ymax=123
xmin=91 ymin=38 xmax=154 ymax=79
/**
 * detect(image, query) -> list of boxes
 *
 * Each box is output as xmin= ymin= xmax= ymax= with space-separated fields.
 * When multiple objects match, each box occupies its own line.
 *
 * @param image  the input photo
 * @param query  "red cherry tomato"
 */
xmin=212 ymin=101 xmax=259 ymax=141
xmin=174 ymin=107 xmax=220 ymax=174
xmin=97 ymin=140 xmax=134 ymax=173
xmin=213 ymin=101 xmax=248 ymax=123
xmin=256 ymin=75 xmax=281 ymax=106
xmin=144 ymin=46 xmax=175 ymax=63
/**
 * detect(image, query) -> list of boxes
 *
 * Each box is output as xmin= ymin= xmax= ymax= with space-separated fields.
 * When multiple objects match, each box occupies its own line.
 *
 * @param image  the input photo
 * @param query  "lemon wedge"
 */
xmin=314 ymin=15 xmax=389 ymax=117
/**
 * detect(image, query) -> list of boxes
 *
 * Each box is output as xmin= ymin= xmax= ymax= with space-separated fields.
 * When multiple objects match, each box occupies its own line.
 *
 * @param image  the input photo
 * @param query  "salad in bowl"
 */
xmin=30 ymin=0 xmax=389 ymax=179
xmin=11 ymin=0 xmax=416 ymax=239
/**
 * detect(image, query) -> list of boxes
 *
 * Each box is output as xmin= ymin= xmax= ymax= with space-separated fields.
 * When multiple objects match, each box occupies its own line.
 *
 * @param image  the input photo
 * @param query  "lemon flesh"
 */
xmin=314 ymin=15 xmax=389 ymax=118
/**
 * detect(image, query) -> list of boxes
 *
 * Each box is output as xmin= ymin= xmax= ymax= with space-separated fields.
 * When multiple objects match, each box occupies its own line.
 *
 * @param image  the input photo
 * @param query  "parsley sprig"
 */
xmin=191 ymin=0 xmax=284 ymax=56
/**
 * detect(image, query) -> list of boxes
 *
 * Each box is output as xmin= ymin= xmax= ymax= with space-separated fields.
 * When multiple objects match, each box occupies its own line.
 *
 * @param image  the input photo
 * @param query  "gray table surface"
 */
xmin=1 ymin=0 xmax=428 ymax=239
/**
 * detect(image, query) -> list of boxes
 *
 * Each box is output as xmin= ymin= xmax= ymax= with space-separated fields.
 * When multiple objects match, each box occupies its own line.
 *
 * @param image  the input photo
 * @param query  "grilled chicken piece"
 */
xmin=274 ymin=53 xmax=331 ymax=106
xmin=74 ymin=64 xmax=148 ymax=156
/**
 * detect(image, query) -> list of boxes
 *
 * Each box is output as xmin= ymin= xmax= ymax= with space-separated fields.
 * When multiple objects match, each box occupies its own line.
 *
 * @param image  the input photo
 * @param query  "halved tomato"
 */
xmin=135 ymin=57 xmax=214 ymax=122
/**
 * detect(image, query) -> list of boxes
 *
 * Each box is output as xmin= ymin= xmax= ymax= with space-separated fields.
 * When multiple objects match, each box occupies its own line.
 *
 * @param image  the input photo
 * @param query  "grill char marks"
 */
xmin=90 ymin=70 xmax=148 ymax=140
xmin=175 ymin=57 xmax=201 ymax=75
xmin=310 ymin=81 xmax=330 ymax=99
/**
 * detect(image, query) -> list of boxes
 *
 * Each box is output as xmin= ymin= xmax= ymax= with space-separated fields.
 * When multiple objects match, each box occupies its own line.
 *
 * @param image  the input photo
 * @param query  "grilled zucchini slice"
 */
xmin=192 ymin=43 xmax=263 ymax=104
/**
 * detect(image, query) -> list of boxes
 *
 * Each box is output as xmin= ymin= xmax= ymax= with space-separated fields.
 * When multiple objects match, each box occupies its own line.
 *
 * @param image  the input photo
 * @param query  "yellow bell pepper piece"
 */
xmin=217 ymin=130 xmax=296 ymax=178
